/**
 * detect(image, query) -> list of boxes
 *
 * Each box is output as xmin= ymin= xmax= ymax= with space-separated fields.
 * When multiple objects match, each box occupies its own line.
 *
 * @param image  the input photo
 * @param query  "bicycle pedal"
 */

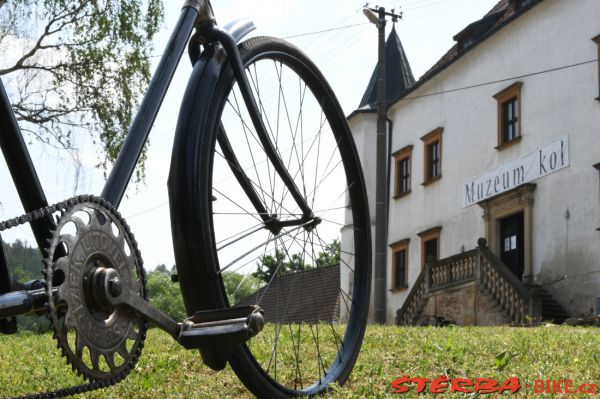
xmin=178 ymin=305 xmax=264 ymax=349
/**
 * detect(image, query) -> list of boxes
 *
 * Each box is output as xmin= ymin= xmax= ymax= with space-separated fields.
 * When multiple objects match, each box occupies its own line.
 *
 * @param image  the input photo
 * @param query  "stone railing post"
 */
xmin=475 ymin=237 xmax=486 ymax=284
xmin=424 ymin=262 xmax=431 ymax=293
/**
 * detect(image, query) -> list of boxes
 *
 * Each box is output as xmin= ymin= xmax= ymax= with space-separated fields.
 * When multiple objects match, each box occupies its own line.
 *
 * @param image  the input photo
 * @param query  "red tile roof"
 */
xmin=393 ymin=0 xmax=543 ymax=104
xmin=238 ymin=265 xmax=340 ymax=323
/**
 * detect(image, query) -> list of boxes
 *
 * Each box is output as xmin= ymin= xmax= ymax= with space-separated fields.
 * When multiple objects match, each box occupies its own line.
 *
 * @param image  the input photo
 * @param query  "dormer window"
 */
xmin=453 ymin=12 xmax=503 ymax=52
xmin=509 ymin=0 xmax=534 ymax=10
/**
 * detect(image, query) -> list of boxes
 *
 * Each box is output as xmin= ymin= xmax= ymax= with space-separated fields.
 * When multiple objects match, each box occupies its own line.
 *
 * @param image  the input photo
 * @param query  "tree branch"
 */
xmin=0 ymin=2 xmax=89 ymax=76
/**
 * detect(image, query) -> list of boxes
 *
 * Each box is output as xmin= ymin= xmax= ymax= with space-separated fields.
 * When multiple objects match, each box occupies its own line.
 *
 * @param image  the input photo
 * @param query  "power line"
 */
xmin=282 ymin=22 xmax=369 ymax=39
xmin=402 ymin=59 xmax=598 ymax=101
xmin=1 ymin=22 xmax=371 ymax=71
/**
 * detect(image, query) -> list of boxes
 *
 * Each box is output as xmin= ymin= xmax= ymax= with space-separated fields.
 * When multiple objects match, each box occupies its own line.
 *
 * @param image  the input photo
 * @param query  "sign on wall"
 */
xmin=463 ymin=136 xmax=569 ymax=207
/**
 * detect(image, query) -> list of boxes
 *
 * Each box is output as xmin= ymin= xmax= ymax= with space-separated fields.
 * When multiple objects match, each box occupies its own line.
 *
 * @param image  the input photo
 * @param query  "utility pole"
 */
xmin=363 ymin=5 xmax=402 ymax=324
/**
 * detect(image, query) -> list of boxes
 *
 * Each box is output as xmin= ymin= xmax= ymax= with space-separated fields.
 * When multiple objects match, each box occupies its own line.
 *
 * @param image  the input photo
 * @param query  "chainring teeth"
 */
xmin=44 ymin=197 xmax=148 ymax=382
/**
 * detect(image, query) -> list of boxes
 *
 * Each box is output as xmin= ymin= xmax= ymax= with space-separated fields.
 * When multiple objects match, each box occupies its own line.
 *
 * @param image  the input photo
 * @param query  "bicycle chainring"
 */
xmin=45 ymin=199 xmax=148 ymax=382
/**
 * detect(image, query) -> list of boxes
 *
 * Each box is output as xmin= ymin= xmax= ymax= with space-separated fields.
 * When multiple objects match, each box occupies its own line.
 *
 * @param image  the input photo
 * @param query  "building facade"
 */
xmin=344 ymin=0 xmax=600 ymax=324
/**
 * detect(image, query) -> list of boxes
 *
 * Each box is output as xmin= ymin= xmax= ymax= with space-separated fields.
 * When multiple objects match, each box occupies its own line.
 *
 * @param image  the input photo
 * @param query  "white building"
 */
xmin=344 ymin=0 xmax=600 ymax=324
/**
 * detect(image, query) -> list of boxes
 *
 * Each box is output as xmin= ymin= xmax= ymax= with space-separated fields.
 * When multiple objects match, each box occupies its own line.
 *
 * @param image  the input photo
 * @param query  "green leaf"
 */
xmin=495 ymin=350 xmax=510 ymax=370
xmin=444 ymin=336 xmax=453 ymax=351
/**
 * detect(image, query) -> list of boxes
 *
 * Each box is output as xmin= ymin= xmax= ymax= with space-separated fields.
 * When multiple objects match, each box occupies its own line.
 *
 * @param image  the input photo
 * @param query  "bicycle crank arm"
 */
xmin=104 ymin=276 xmax=181 ymax=339
xmin=103 ymin=272 xmax=264 ymax=347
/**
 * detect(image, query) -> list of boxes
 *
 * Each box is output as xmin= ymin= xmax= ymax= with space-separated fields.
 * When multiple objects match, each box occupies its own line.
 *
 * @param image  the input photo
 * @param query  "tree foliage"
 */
xmin=315 ymin=238 xmax=340 ymax=268
xmin=0 ymin=0 xmax=164 ymax=181
xmin=3 ymin=240 xmax=49 ymax=332
xmin=146 ymin=269 xmax=186 ymax=322
xmin=154 ymin=263 xmax=169 ymax=275
xmin=3 ymin=239 xmax=43 ymax=282
xmin=222 ymin=271 xmax=260 ymax=305
xmin=253 ymin=239 xmax=341 ymax=283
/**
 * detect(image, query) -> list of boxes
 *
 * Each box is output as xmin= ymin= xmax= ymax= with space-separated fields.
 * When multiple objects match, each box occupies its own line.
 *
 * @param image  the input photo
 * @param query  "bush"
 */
xmin=146 ymin=271 xmax=186 ymax=322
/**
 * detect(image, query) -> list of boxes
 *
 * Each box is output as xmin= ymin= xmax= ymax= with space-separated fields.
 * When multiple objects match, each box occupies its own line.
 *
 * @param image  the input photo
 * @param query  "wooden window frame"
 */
xmin=593 ymin=35 xmax=600 ymax=101
xmin=418 ymin=226 xmax=442 ymax=270
xmin=390 ymin=239 xmax=410 ymax=292
xmin=421 ymin=127 xmax=443 ymax=185
xmin=494 ymin=82 xmax=523 ymax=150
xmin=392 ymin=145 xmax=413 ymax=198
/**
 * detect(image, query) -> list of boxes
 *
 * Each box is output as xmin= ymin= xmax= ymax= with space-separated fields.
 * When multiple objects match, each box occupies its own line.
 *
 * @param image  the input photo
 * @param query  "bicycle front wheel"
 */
xmin=196 ymin=36 xmax=371 ymax=397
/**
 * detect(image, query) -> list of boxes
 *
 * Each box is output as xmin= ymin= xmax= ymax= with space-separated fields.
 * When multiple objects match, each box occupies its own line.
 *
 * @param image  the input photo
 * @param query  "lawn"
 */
xmin=0 ymin=325 xmax=597 ymax=398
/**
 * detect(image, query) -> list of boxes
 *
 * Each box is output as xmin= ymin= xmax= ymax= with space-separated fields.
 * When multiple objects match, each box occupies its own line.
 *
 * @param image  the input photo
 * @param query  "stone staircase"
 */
xmin=396 ymin=238 xmax=569 ymax=326
xmin=526 ymin=284 xmax=569 ymax=324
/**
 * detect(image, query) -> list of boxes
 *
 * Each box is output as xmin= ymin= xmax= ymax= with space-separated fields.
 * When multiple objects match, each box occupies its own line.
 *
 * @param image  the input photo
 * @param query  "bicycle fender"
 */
xmin=169 ymin=21 xmax=274 ymax=368
xmin=223 ymin=18 xmax=256 ymax=43
xmin=168 ymin=19 xmax=255 ymax=372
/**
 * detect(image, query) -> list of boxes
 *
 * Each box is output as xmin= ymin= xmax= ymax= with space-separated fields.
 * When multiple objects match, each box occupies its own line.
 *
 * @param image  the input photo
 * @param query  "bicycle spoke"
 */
xmin=203 ymin=40 xmax=370 ymax=395
xmin=216 ymin=224 xmax=265 ymax=252
xmin=215 ymin=148 xmax=298 ymax=218
xmin=228 ymin=89 xmax=268 ymax=207
xmin=217 ymin=221 xmax=313 ymax=275
xmin=212 ymin=187 xmax=262 ymax=224
xmin=248 ymin=64 xmax=278 ymax=214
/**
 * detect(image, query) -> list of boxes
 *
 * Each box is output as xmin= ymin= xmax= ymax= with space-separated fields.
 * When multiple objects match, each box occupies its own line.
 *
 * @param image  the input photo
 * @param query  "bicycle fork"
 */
xmin=204 ymin=24 xmax=317 ymax=231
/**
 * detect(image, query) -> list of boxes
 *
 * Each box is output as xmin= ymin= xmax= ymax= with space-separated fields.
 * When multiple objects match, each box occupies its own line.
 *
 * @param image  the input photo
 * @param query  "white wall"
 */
xmin=350 ymin=0 xmax=600 ymax=322
xmin=343 ymin=112 xmax=377 ymax=322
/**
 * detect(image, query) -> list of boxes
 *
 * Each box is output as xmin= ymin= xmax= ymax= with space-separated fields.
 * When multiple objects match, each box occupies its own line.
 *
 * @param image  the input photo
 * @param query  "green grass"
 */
xmin=0 ymin=325 xmax=597 ymax=398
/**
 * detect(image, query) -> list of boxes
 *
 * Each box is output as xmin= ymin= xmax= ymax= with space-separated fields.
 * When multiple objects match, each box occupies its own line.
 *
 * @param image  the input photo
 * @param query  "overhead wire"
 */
xmin=401 ymin=59 xmax=598 ymax=102
xmin=282 ymin=22 xmax=369 ymax=40
xmin=6 ymin=0 xmax=590 ymax=223
xmin=0 ymin=0 xmax=482 ymax=70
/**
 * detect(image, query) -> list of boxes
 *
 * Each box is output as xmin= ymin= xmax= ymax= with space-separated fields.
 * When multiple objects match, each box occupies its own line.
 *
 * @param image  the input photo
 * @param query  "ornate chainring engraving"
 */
xmin=46 ymin=200 xmax=148 ymax=382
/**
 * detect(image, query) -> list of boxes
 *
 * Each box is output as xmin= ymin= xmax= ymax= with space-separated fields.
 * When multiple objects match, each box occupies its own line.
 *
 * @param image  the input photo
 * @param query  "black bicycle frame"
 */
xmin=1 ymin=3 xmax=197 ymax=234
xmin=0 ymin=0 xmax=312 ymax=321
xmin=0 ymin=2 xmax=201 ymax=320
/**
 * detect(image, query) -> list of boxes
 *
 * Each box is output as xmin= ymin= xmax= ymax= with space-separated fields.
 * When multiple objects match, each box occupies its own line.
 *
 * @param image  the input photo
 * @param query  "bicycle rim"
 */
xmin=200 ymin=36 xmax=370 ymax=397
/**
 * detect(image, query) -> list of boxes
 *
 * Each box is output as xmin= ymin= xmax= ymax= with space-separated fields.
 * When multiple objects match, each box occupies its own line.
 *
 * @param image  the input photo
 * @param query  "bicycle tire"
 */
xmin=183 ymin=36 xmax=371 ymax=397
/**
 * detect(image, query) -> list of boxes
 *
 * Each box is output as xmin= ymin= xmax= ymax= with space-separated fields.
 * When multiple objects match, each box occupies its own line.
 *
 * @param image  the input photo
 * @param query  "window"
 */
xmin=421 ymin=127 xmax=443 ymax=185
xmin=502 ymin=97 xmax=519 ymax=141
xmin=393 ymin=145 xmax=413 ymax=198
xmin=494 ymin=82 xmax=522 ymax=149
xmin=390 ymin=239 xmax=409 ymax=291
xmin=418 ymin=226 xmax=441 ymax=270
xmin=593 ymin=35 xmax=600 ymax=101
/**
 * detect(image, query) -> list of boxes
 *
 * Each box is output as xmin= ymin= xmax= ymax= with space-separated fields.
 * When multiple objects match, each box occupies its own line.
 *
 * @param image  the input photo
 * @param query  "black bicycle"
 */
xmin=0 ymin=1 xmax=371 ymax=397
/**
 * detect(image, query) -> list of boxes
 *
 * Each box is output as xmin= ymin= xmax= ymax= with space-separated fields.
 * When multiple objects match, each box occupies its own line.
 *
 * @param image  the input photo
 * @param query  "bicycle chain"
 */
xmin=0 ymin=195 xmax=148 ymax=399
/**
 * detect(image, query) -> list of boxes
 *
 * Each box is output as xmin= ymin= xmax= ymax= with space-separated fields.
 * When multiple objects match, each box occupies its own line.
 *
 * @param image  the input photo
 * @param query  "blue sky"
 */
xmin=0 ymin=0 xmax=499 ymax=268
